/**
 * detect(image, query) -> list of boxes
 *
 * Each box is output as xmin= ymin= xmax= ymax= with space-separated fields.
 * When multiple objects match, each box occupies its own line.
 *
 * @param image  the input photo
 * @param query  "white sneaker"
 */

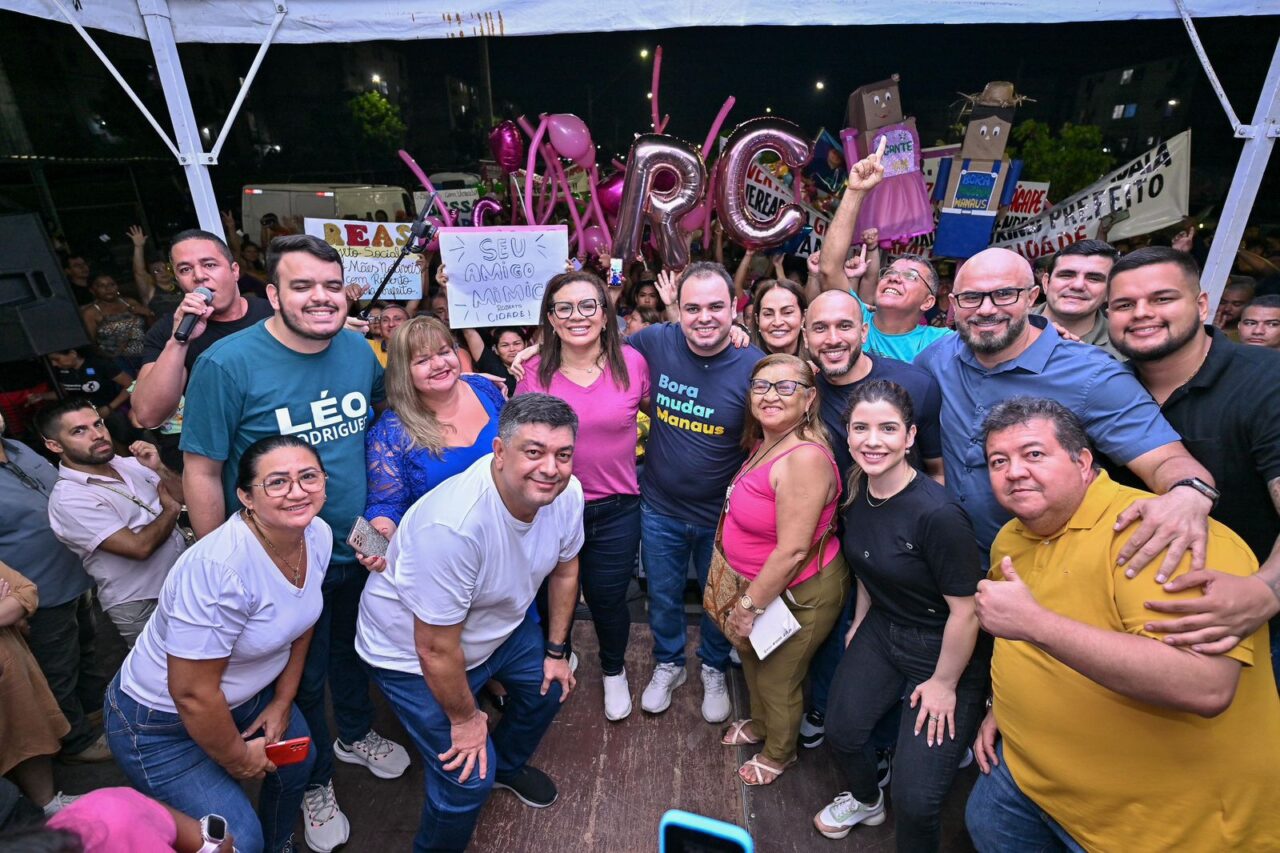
xmin=569 ymin=651 xmax=579 ymax=674
xmin=813 ymin=791 xmax=886 ymax=839
xmin=700 ymin=664 xmax=731 ymax=723
xmin=334 ymin=729 xmax=411 ymax=780
xmin=641 ymin=662 xmax=687 ymax=713
xmin=603 ymin=669 xmax=632 ymax=721
xmin=958 ymin=746 xmax=974 ymax=769
xmin=301 ymin=781 xmax=350 ymax=853
xmin=42 ymin=791 xmax=80 ymax=817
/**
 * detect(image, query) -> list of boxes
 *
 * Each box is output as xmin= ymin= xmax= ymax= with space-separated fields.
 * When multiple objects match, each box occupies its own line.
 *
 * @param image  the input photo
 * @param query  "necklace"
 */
xmin=245 ymin=509 xmax=305 ymax=587
xmin=866 ymin=467 xmax=917 ymax=508
xmin=726 ymin=425 xmax=798 ymax=505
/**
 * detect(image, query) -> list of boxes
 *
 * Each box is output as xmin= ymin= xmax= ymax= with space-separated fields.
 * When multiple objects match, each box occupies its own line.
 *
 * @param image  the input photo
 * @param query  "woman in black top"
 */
xmin=813 ymin=380 xmax=989 ymax=852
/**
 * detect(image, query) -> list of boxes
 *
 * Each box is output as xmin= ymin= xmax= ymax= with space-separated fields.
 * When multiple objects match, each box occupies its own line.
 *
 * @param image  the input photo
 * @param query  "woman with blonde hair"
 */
xmin=363 ymin=316 xmax=506 ymax=543
xmin=718 ymin=353 xmax=848 ymax=786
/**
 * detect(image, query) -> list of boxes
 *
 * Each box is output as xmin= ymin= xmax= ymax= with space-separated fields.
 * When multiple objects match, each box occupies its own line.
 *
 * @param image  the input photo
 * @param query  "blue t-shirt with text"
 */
xmin=628 ymin=323 xmax=764 ymax=528
xmin=180 ymin=322 xmax=385 ymax=564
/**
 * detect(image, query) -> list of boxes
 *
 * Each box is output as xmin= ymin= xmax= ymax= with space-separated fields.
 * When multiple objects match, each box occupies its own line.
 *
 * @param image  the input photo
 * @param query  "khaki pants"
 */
xmin=740 ymin=553 xmax=849 ymax=764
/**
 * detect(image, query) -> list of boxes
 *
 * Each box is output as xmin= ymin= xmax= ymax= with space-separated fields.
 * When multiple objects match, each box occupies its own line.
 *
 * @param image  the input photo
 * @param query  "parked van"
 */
xmin=241 ymin=184 xmax=413 ymax=230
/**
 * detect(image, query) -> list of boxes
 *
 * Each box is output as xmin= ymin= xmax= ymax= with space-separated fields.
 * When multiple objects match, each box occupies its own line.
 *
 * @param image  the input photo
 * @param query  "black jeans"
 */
xmin=26 ymin=592 xmax=110 ymax=754
xmin=826 ymin=608 xmax=989 ymax=853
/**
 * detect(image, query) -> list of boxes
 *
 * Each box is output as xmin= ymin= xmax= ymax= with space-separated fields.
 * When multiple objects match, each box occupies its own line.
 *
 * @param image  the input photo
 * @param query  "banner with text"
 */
xmin=438 ymin=225 xmax=568 ymax=328
xmin=304 ymin=218 xmax=423 ymax=299
xmin=991 ymin=130 xmax=1190 ymax=261
xmin=415 ymin=188 xmax=481 ymax=226
xmin=745 ymin=162 xmax=830 ymax=258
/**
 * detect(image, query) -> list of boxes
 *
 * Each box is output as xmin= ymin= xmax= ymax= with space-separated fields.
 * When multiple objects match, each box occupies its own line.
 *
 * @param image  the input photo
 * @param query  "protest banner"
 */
xmin=991 ymin=130 xmax=1190 ymax=261
xmin=414 ymin=188 xmax=480 ymax=226
xmin=304 ymin=218 xmax=424 ymax=299
xmin=438 ymin=224 xmax=568 ymax=328
xmin=996 ymin=180 xmax=1051 ymax=230
xmin=744 ymin=161 xmax=830 ymax=258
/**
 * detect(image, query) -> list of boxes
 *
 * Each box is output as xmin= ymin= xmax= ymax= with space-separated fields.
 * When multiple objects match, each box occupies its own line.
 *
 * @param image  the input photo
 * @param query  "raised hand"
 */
xmin=846 ymin=135 xmax=887 ymax=194
xmin=126 ymin=225 xmax=147 ymax=248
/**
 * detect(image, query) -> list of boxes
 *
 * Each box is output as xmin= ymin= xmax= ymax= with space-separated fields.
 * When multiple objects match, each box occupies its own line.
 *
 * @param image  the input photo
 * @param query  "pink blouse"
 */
xmin=721 ymin=442 xmax=841 ymax=587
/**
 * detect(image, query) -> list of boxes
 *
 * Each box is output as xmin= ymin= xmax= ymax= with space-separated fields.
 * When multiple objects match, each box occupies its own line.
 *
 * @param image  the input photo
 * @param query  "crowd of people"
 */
xmin=1 ymin=144 xmax=1280 ymax=853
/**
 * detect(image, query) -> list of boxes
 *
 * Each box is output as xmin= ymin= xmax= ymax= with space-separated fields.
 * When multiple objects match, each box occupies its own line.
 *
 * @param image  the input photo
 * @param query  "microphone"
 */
xmin=174 ymin=286 xmax=214 ymax=343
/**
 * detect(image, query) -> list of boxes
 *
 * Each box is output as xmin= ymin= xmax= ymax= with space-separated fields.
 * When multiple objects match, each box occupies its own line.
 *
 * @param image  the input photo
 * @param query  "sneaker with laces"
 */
xmin=334 ymin=729 xmax=411 ymax=779
xmin=799 ymin=710 xmax=826 ymax=749
xmin=813 ymin=790 xmax=886 ymax=839
xmin=603 ymin=669 xmax=632 ymax=721
xmin=700 ymin=664 xmax=731 ymax=723
xmin=42 ymin=792 xmax=80 ymax=817
xmin=301 ymin=781 xmax=350 ymax=853
xmin=641 ymin=662 xmax=687 ymax=714
xmin=495 ymin=765 xmax=558 ymax=808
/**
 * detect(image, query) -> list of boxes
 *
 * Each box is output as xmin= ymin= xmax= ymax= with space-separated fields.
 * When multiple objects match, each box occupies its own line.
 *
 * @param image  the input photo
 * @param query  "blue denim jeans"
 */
xmin=580 ymin=494 xmax=641 ymax=675
xmin=965 ymin=742 xmax=1086 ymax=853
xmin=296 ymin=560 xmax=375 ymax=788
xmin=639 ymin=499 xmax=730 ymax=671
xmin=104 ymin=673 xmax=313 ymax=853
xmin=368 ymin=615 xmax=563 ymax=853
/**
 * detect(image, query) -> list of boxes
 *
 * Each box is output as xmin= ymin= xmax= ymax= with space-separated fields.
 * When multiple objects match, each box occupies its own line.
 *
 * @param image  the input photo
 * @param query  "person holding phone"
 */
xmin=105 ymin=435 xmax=329 ymax=853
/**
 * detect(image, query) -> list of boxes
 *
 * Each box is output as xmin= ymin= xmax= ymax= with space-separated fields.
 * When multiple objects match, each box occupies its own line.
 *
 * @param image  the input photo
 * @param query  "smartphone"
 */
xmin=659 ymin=810 xmax=753 ymax=853
xmin=265 ymin=736 xmax=311 ymax=766
xmin=347 ymin=516 xmax=389 ymax=558
xmin=609 ymin=257 xmax=624 ymax=286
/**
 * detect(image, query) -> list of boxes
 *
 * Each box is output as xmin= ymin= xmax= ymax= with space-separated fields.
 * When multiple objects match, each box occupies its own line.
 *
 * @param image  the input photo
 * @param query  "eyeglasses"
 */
xmin=879 ymin=266 xmax=935 ymax=293
xmin=951 ymin=287 xmax=1031 ymax=310
xmin=250 ymin=469 xmax=327 ymax=497
xmin=551 ymin=299 xmax=600 ymax=319
xmin=749 ymin=379 xmax=811 ymax=397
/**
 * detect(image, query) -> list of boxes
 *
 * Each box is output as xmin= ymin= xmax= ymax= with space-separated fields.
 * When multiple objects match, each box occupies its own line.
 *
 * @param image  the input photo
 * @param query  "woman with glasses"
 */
xmin=105 ymin=435 xmax=330 ymax=853
xmin=750 ymin=279 xmax=811 ymax=359
xmin=719 ymin=353 xmax=847 ymax=786
xmin=514 ymin=271 xmax=650 ymax=721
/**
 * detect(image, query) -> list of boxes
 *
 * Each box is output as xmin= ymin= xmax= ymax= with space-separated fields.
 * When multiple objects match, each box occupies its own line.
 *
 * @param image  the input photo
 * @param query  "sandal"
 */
xmin=721 ymin=719 xmax=762 ymax=746
xmin=739 ymin=753 xmax=797 ymax=786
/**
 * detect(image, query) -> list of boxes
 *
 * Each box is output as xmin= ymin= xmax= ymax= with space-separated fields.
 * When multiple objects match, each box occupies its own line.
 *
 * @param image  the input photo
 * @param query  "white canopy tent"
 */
xmin=6 ymin=0 xmax=1278 ymax=306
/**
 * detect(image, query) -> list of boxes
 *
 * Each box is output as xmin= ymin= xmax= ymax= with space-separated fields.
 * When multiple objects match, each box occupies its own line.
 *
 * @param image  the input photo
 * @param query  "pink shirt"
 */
xmin=47 ymin=788 xmax=177 ymax=852
xmin=515 ymin=348 xmax=650 ymax=501
xmin=722 ymin=443 xmax=841 ymax=586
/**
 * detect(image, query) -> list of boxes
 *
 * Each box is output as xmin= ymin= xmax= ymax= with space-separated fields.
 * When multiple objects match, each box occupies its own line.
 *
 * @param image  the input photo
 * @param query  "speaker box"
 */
xmin=0 ymin=212 xmax=89 ymax=361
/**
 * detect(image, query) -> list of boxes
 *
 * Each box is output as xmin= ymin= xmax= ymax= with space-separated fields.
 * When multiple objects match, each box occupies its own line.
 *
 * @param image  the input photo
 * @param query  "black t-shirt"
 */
xmin=55 ymin=356 xmax=125 ymax=408
xmin=474 ymin=348 xmax=516 ymax=397
xmin=817 ymin=353 xmax=944 ymax=485
xmin=843 ymin=473 xmax=983 ymax=629
xmin=141 ymin=295 xmax=274 ymax=374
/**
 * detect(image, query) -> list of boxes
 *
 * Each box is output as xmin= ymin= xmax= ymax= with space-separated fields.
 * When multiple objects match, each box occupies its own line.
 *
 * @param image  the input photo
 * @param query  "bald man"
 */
xmin=915 ymin=248 xmax=1216 ymax=580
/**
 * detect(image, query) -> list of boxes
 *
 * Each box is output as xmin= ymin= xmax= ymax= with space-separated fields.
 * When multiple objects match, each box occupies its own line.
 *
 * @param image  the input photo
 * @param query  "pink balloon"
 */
xmin=581 ymin=225 xmax=608 ymax=256
xmin=488 ymin=121 xmax=525 ymax=174
xmin=613 ymin=134 xmax=706 ymax=269
xmin=597 ymin=172 xmax=625 ymax=219
xmin=547 ymin=113 xmax=595 ymax=168
xmin=715 ymin=117 xmax=813 ymax=250
xmin=472 ymin=196 xmax=503 ymax=227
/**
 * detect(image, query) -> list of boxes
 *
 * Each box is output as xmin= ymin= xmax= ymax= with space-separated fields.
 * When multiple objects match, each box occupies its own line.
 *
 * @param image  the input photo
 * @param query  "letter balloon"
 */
xmin=613 ymin=135 xmax=706 ymax=270
xmin=715 ymin=117 xmax=813 ymax=250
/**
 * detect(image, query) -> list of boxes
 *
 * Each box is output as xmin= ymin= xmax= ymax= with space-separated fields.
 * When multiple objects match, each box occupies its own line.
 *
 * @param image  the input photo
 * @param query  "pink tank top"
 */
xmin=721 ymin=442 xmax=841 ymax=587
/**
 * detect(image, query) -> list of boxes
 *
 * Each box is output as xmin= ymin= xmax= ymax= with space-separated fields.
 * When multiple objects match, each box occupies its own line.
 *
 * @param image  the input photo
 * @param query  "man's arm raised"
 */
xmin=819 ymin=136 xmax=884 ymax=293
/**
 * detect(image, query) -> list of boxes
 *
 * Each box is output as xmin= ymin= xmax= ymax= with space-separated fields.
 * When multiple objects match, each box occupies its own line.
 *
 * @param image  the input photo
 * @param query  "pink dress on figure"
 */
xmin=848 ymin=122 xmax=935 ymax=248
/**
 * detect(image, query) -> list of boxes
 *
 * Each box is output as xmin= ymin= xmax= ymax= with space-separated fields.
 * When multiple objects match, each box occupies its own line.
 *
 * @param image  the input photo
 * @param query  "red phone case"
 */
xmin=265 ymin=736 xmax=311 ymax=766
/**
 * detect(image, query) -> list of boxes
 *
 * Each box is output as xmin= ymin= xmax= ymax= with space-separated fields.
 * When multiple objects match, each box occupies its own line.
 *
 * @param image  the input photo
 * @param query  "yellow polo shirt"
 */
xmin=989 ymin=471 xmax=1280 ymax=853
xmin=367 ymin=337 xmax=388 ymax=368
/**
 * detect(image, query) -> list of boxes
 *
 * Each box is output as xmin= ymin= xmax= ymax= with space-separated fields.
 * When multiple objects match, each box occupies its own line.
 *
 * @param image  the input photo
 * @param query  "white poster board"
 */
xmin=438 ymin=225 xmax=568 ymax=328
xmin=303 ymin=218 xmax=423 ymax=299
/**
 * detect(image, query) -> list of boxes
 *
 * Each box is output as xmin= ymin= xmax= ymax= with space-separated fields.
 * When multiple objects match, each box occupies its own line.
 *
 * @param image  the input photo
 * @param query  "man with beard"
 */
xmin=1106 ymin=246 xmax=1280 ymax=684
xmin=1032 ymin=239 xmax=1121 ymax=357
xmin=41 ymin=400 xmax=185 ymax=647
xmin=182 ymin=234 xmax=409 ymax=852
xmin=915 ymin=247 xmax=1217 ymax=579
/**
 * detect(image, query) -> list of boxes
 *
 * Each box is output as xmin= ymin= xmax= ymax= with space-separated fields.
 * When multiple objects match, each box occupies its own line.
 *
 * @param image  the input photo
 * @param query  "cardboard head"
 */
xmin=960 ymin=114 xmax=1012 ymax=160
xmin=847 ymin=74 xmax=903 ymax=132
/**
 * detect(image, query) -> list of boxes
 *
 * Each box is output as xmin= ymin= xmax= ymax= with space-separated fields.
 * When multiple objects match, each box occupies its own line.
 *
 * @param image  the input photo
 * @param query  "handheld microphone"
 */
xmin=174 ymin=286 xmax=214 ymax=343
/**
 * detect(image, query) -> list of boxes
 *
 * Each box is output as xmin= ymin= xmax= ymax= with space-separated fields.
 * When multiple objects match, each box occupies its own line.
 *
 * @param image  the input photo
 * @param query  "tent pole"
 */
xmin=209 ymin=3 xmax=288 ymax=163
xmin=136 ymin=0 xmax=222 ymax=232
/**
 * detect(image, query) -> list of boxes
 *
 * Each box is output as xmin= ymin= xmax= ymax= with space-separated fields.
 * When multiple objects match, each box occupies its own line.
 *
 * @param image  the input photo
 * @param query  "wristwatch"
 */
xmin=197 ymin=814 xmax=227 ymax=852
xmin=1170 ymin=477 xmax=1220 ymax=508
xmin=738 ymin=594 xmax=766 ymax=616
xmin=544 ymin=640 xmax=568 ymax=660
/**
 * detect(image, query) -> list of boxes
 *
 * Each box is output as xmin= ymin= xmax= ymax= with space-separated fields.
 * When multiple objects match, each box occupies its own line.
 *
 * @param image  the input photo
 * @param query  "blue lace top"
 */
xmin=364 ymin=375 xmax=506 ymax=525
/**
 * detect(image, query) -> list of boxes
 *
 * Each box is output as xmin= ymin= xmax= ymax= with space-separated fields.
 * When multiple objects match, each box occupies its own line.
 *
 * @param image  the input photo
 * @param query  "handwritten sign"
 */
xmin=438 ymin=225 xmax=568 ymax=328
xmin=303 ymin=218 xmax=423 ymax=299
xmin=415 ymin=188 xmax=480 ymax=226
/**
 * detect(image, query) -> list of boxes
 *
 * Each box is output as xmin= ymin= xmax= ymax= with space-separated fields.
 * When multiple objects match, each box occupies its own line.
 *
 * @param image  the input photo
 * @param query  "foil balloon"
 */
xmin=547 ymin=113 xmax=595 ymax=168
xmin=596 ymin=172 xmax=625 ymax=220
xmin=613 ymin=134 xmax=706 ymax=270
xmin=715 ymin=117 xmax=813 ymax=250
xmin=471 ymin=196 xmax=503 ymax=228
xmin=581 ymin=224 xmax=609 ymax=257
xmin=488 ymin=121 xmax=525 ymax=174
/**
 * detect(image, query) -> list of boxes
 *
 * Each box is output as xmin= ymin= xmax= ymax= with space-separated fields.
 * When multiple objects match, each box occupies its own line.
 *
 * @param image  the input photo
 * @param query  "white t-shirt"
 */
xmin=357 ymin=453 xmax=584 ymax=674
xmin=120 ymin=514 xmax=331 ymax=713
xmin=48 ymin=457 xmax=186 ymax=611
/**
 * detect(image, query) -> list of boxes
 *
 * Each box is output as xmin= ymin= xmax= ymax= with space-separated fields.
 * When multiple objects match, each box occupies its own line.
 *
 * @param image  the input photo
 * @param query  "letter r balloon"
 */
xmin=715 ymin=117 xmax=813 ymax=250
xmin=613 ymin=134 xmax=706 ymax=270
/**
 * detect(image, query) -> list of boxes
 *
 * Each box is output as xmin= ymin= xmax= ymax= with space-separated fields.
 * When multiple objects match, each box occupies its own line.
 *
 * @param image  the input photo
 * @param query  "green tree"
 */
xmin=347 ymin=91 xmax=407 ymax=153
xmin=1009 ymin=121 xmax=1114 ymax=199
